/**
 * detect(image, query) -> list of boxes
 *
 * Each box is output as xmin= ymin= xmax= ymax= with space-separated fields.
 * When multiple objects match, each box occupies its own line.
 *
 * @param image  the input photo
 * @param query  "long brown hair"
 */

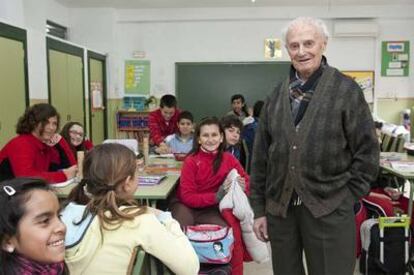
xmin=190 ymin=116 xmax=226 ymax=174
xmin=67 ymin=143 xmax=146 ymax=231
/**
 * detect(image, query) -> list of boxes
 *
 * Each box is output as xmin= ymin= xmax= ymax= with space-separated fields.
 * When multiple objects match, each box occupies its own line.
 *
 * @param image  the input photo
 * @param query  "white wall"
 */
xmin=23 ymin=0 xmax=69 ymax=99
xmin=67 ymin=4 xmax=414 ymax=102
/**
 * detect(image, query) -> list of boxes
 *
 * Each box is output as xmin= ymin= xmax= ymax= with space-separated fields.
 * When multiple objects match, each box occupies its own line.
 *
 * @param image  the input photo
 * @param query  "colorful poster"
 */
xmin=381 ymin=41 xmax=410 ymax=77
xmin=125 ymin=60 xmax=150 ymax=95
xmin=342 ymin=71 xmax=374 ymax=103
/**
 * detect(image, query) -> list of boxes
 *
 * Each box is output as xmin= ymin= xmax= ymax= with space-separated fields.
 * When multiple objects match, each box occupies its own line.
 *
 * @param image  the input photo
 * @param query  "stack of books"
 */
xmin=138 ymin=175 xmax=166 ymax=186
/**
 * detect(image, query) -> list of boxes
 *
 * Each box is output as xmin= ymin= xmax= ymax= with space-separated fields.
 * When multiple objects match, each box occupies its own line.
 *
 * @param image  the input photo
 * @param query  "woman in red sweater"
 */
xmin=0 ymin=103 xmax=77 ymax=183
xmin=60 ymin=122 xmax=94 ymax=160
xmin=170 ymin=116 xmax=249 ymax=274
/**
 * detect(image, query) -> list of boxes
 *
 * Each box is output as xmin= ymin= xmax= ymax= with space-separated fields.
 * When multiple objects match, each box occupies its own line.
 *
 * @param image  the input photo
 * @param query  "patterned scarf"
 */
xmin=11 ymin=253 xmax=65 ymax=275
xmin=289 ymin=56 xmax=327 ymax=126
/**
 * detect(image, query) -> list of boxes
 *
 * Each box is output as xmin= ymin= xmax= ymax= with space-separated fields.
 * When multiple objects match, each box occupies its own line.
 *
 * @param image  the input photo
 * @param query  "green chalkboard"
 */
xmin=176 ymin=62 xmax=291 ymax=122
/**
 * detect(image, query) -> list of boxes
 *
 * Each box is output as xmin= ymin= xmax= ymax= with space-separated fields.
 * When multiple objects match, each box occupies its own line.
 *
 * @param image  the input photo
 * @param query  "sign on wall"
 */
xmin=381 ymin=41 xmax=410 ymax=77
xmin=342 ymin=71 xmax=374 ymax=103
xmin=124 ymin=60 xmax=150 ymax=95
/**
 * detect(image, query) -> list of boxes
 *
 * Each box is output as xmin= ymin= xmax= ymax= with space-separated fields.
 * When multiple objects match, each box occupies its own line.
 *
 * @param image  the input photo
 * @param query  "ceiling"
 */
xmin=55 ymin=0 xmax=414 ymax=9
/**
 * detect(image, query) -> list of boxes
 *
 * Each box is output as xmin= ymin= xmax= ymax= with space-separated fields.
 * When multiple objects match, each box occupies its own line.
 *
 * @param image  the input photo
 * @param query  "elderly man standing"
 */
xmin=250 ymin=17 xmax=379 ymax=275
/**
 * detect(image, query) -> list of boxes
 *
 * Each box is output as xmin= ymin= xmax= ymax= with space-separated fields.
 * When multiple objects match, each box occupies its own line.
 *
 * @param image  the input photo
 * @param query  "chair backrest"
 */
xmin=103 ymin=139 xmax=138 ymax=155
xmin=381 ymin=134 xmax=392 ymax=152
xmin=395 ymin=135 xmax=406 ymax=153
xmin=129 ymin=246 xmax=147 ymax=275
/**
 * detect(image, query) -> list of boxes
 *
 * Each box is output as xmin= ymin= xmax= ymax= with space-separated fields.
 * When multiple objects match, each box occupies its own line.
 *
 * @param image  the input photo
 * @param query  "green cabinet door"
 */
xmin=48 ymin=40 xmax=85 ymax=130
xmin=66 ymin=54 xmax=84 ymax=124
xmin=49 ymin=50 xmax=69 ymax=123
xmin=0 ymin=36 xmax=27 ymax=147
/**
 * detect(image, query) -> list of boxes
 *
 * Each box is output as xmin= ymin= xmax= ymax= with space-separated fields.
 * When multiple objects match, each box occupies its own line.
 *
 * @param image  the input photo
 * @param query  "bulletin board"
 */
xmin=124 ymin=60 xmax=150 ymax=95
xmin=381 ymin=41 xmax=410 ymax=77
xmin=342 ymin=71 xmax=374 ymax=103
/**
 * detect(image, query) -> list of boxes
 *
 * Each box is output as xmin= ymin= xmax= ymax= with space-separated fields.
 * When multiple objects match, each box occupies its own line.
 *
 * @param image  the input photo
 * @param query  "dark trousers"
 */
xmin=169 ymin=200 xmax=227 ymax=227
xmin=267 ymin=195 xmax=356 ymax=275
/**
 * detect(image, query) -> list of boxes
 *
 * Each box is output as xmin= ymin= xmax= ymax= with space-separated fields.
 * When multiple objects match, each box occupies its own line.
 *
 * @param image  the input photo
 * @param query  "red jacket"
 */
xmin=0 ymin=134 xmax=76 ymax=183
xmin=148 ymin=108 xmax=180 ymax=145
xmin=177 ymin=150 xmax=249 ymax=208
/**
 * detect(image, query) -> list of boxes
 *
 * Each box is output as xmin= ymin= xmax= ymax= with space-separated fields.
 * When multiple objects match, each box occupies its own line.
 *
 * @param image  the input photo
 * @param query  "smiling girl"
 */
xmin=0 ymin=178 xmax=67 ymax=275
xmin=0 ymin=104 xmax=77 ymax=183
xmin=60 ymin=122 xmax=94 ymax=159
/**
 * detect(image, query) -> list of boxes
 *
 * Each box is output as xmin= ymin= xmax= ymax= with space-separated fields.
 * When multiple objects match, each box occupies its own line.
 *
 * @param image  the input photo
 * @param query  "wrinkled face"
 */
xmin=286 ymin=24 xmax=326 ymax=81
xmin=198 ymin=124 xmax=223 ymax=152
xmin=160 ymin=106 xmax=176 ymax=121
xmin=69 ymin=124 xmax=84 ymax=147
xmin=177 ymin=118 xmax=193 ymax=136
xmin=224 ymin=126 xmax=240 ymax=146
xmin=8 ymin=190 xmax=66 ymax=264
xmin=231 ymin=99 xmax=244 ymax=114
xmin=33 ymin=116 xmax=58 ymax=143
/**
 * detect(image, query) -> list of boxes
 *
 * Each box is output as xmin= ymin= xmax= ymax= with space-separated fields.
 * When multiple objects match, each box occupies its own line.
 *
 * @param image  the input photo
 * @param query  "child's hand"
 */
xmin=384 ymin=187 xmax=402 ymax=201
xmin=156 ymin=143 xmax=172 ymax=154
xmin=63 ymin=165 xmax=78 ymax=180
xmin=45 ymin=133 xmax=62 ymax=147
xmin=236 ymin=176 xmax=246 ymax=191
xmin=223 ymin=178 xmax=232 ymax=192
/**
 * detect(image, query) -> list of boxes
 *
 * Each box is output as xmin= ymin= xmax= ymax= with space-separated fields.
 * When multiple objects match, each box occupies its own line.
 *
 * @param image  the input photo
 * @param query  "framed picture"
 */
xmin=342 ymin=71 xmax=374 ymax=103
xmin=264 ymin=38 xmax=282 ymax=59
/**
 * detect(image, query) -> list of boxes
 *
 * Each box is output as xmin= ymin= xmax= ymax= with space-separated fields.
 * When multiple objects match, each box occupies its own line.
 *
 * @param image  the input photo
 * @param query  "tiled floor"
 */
xmin=243 ymin=244 xmax=361 ymax=275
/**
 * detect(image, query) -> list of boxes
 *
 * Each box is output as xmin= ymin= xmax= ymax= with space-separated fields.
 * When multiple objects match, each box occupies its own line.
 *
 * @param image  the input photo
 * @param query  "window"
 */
xmin=46 ymin=20 xmax=67 ymax=39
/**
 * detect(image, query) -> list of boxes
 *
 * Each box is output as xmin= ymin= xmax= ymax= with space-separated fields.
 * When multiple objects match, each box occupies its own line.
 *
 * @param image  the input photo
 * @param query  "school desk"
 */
xmin=54 ymin=155 xmax=183 ymax=208
xmin=380 ymin=152 xmax=414 ymax=218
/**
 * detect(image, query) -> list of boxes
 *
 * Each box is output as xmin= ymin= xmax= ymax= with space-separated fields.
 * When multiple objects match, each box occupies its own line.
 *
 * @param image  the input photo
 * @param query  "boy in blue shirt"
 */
xmin=161 ymin=111 xmax=194 ymax=154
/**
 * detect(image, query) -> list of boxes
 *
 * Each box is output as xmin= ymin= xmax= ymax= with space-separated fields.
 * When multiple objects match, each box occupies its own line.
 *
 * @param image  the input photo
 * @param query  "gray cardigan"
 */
xmin=249 ymin=66 xmax=380 ymax=218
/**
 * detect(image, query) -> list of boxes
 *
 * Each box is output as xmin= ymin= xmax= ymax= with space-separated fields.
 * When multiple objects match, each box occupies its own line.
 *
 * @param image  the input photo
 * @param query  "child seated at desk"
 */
xmin=0 ymin=178 xmax=67 ymax=274
xmin=156 ymin=110 xmax=194 ymax=155
xmin=61 ymin=143 xmax=199 ymax=275
xmin=170 ymin=116 xmax=249 ymax=274
xmin=0 ymin=103 xmax=77 ymax=183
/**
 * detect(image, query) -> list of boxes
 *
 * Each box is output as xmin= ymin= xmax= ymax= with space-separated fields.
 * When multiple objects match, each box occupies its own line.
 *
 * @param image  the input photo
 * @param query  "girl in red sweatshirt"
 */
xmin=170 ymin=116 xmax=249 ymax=274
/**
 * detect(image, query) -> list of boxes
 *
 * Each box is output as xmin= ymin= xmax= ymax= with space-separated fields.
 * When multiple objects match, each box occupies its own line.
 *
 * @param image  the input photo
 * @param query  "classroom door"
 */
xmin=47 ymin=38 xmax=85 ymax=129
xmin=88 ymin=51 xmax=107 ymax=145
xmin=0 ymin=23 xmax=29 ymax=147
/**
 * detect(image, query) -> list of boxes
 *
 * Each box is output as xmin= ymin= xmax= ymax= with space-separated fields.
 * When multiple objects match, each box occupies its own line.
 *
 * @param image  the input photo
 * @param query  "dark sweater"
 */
xmin=249 ymin=65 xmax=380 ymax=218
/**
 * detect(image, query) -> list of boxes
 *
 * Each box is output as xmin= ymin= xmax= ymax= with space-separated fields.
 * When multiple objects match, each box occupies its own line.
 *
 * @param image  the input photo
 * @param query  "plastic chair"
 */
xmin=129 ymin=246 xmax=148 ymax=275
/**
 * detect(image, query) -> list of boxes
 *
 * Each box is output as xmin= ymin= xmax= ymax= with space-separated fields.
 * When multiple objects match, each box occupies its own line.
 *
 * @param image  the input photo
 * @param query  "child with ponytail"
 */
xmin=61 ymin=143 xmax=198 ymax=274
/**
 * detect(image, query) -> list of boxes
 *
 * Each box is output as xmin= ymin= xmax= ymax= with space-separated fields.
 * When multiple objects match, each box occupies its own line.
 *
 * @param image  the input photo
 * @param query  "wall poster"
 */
xmin=381 ymin=41 xmax=410 ymax=77
xmin=342 ymin=71 xmax=374 ymax=103
xmin=125 ymin=60 xmax=150 ymax=95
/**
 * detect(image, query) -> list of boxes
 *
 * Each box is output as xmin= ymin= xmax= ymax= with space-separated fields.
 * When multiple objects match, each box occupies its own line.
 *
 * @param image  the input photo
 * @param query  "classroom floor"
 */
xmin=243 ymin=244 xmax=361 ymax=275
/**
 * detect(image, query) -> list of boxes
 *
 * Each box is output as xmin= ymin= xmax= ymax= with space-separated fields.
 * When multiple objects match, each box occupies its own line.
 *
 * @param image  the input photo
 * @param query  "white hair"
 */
xmin=281 ymin=17 xmax=329 ymax=45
